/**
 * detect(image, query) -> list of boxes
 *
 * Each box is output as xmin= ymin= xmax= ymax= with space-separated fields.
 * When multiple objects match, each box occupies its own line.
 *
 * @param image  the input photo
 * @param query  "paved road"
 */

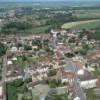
xmin=2 ymin=55 xmax=7 ymax=100
xmin=64 ymin=57 xmax=86 ymax=100
xmin=71 ymin=61 xmax=86 ymax=100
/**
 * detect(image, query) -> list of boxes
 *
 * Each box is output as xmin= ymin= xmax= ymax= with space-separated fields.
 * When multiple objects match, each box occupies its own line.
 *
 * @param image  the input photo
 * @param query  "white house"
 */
xmin=12 ymin=57 xmax=17 ymax=61
xmin=87 ymin=66 xmax=95 ymax=72
xmin=73 ymin=97 xmax=80 ymax=100
xmin=72 ymin=56 xmax=84 ymax=62
xmin=36 ymin=67 xmax=48 ymax=73
xmin=11 ymin=46 xmax=17 ymax=52
xmin=77 ymin=69 xmax=85 ymax=75
xmin=80 ymin=79 xmax=97 ymax=89
xmin=7 ymin=60 xmax=13 ymax=65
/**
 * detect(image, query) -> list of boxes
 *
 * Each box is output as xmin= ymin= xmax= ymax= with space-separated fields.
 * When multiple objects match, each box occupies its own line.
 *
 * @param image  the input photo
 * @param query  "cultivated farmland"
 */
xmin=62 ymin=20 xmax=100 ymax=30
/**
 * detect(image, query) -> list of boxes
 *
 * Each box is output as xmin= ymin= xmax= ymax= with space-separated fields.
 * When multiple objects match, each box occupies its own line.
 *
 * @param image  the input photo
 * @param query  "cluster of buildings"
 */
xmin=0 ymin=29 xmax=100 ymax=100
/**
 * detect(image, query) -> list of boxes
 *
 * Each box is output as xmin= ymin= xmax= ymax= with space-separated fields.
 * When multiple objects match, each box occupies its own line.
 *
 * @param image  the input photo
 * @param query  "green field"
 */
xmin=62 ymin=20 xmax=100 ymax=30
xmin=71 ymin=21 xmax=100 ymax=30
xmin=25 ymin=25 xmax=51 ymax=33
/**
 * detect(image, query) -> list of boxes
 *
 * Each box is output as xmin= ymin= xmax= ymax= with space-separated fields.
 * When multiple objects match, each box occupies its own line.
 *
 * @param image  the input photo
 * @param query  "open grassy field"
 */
xmin=26 ymin=25 xmax=51 ymax=33
xmin=62 ymin=20 xmax=100 ymax=30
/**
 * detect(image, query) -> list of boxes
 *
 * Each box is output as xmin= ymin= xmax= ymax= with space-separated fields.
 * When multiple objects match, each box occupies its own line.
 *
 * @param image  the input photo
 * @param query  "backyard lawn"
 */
xmin=93 ymin=69 xmax=100 ymax=77
xmin=85 ymin=88 xmax=96 ymax=100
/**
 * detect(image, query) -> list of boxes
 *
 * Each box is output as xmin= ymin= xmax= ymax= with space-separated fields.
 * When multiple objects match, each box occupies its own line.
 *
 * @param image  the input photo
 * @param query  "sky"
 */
xmin=0 ymin=0 xmax=99 ymax=2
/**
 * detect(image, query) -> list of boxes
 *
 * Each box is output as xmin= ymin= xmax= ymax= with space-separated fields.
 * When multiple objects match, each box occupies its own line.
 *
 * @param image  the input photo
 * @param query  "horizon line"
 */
xmin=0 ymin=0 xmax=100 ymax=2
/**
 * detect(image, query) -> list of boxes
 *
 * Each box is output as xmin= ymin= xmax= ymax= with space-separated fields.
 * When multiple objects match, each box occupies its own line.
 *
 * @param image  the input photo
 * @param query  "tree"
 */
xmin=17 ymin=43 xmax=23 ymax=48
xmin=48 ymin=70 xmax=57 ymax=77
xmin=46 ymin=89 xmax=68 ymax=100
xmin=32 ymin=40 xmax=42 ymax=49
xmin=79 ymin=49 xmax=87 ymax=55
xmin=65 ymin=53 xmax=74 ymax=58
xmin=24 ymin=45 xmax=32 ymax=51
xmin=68 ymin=37 xmax=76 ymax=43
xmin=1 ymin=20 xmax=33 ymax=33
xmin=21 ymin=55 xmax=28 ymax=61
xmin=45 ymin=90 xmax=57 ymax=100
xmin=12 ymin=79 xmax=24 ymax=87
xmin=79 ymin=44 xmax=89 ymax=55
xmin=0 ymin=42 xmax=7 ymax=57
xmin=49 ymin=79 xmax=58 ymax=88
xmin=49 ymin=79 xmax=61 ymax=88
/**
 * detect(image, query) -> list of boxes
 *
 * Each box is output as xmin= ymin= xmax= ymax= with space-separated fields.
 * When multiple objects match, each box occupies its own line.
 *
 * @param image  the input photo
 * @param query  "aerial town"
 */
xmin=0 ymin=0 xmax=100 ymax=100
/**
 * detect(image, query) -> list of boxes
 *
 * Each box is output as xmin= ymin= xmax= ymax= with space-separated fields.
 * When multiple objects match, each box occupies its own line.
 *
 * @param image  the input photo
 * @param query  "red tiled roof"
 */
xmin=62 ymin=71 xmax=75 ymax=79
xmin=88 ymin=50 xmax=100 ymax=59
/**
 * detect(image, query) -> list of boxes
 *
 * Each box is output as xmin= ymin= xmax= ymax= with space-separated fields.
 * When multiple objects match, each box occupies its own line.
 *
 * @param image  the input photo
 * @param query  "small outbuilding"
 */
xmin=77 ymin=69 xmax=85 ymax=75
xmin=7 ymin=60 xmax=13 ymax=65
xmin=73 ymin=96 xmax=80 ymax=100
